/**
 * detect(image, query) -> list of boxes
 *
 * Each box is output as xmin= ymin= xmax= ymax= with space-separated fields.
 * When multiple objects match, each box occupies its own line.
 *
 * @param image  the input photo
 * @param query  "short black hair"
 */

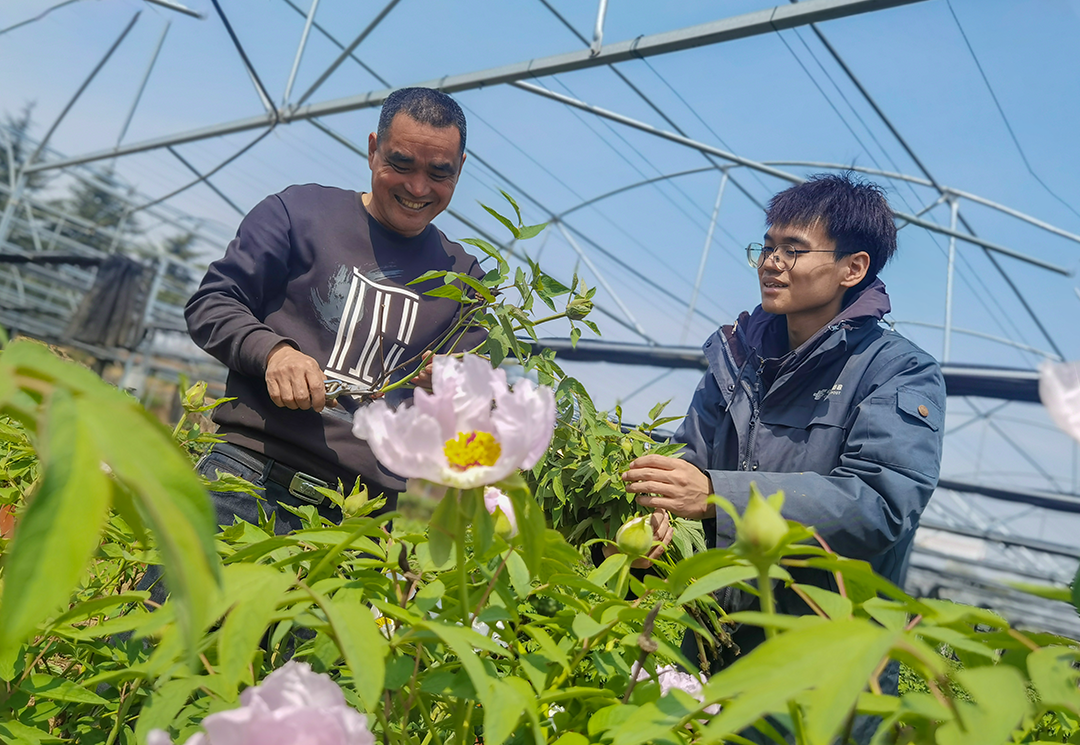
xmin=766 ymin=172 xmax=897 ymax=287
xmin=377 ymin=87 xmax=466 ymax=158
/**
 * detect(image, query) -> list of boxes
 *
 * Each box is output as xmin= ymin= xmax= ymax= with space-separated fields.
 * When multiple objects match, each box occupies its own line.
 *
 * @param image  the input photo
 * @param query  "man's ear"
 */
xmin=840 ymin=251 xmax=870 ymax=288
xmin=367 ymin=132 xmax=378 ymax=167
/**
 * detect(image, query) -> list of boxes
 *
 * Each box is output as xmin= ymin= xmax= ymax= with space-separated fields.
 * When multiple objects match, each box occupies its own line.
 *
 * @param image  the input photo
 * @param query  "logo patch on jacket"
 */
xmin=813 ymin=383 xmax=843 ymax=401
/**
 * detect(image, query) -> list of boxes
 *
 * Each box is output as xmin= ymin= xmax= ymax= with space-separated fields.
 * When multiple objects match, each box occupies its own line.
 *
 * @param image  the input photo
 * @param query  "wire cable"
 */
xmin=946 ymin=0 xmax=1080 ymax=223
xmin=0 ymin=0 xmax=83 ymax=37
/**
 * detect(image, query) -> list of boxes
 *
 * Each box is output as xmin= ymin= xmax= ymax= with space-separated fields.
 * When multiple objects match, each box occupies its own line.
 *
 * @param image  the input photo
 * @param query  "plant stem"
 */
xmin=104 ymin=679 xmax=141 ymax=745
xmin=756 ymin=565 xmax=776 ymax=640
xmin=455 ymin=509 xmax=470 ymax=627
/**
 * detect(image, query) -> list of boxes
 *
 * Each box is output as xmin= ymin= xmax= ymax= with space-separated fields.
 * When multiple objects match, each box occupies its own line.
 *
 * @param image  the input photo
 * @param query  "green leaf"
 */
xmin=21 ymin=673 xmax=108 ymax=704
xmin=1072 ymin=561 xmax=1080 ymax=614
xmin=506 ymin=549 xmax=531 ymax=598
xmin=428 ymin=491 xmax=459 ymax=567
xmin=935 ymin=665 xmax=1030 ymax=745
xmin=456 ymin=273 xmax=496 ymax=303
xmin=461 ymin=238 xmax=509 ymax=275
xmin=676 ymin=565 xmax=758 ymax=605
xmin=217 ymin=563 xmax=295 ymax=697
xmin=406 ymin=269 xmax=448 ymax=285
xmin=517 ymin=222 xmax=547 ymax=240
xmin=795 ymin=584 xmax=852 ymax=620
xmin=134 ymin=677 xmax=206 ymax=743
xmin=587 ymin=553 xmax=627 ymax=588
xmin=484 ymin=677 xmax=529 ymax=745
xmin=500 ymin=191 xmax=523 ymax=225
xmin=570 ymin=326 xmax=581 ymax=348
xmin=324 ymin=590 xmax=389 ymax=711
xmin=0 ymin=390 xmax=112 ymax=663
xmin=699 ymin=619 xmax=898 ymax=743
xmin=572 ymin=612 xmax=607 ymax=640
xmin=1027 ymin=647 xmax=1080 ymax=715
xmin=0 ymin=719 xmax=64 ymax=744
xmin=482 ymin=203 xmax=520 ymax=239
xmin=424 ymin=284 xmax=466 ymax=302
xmin=79 ymin=395 xmax=222 ymax=664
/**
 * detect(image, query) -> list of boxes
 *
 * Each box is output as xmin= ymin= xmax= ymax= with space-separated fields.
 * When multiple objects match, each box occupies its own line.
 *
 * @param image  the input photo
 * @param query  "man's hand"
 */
xmin=411 ymin=350 xmax=436 ymax=393
xmin=265 ymin=342 xmax=331 ymax=412
xmin=622 ymin=454 xmax=715 ymax=519
xmin=602 ymin=509 xmax=674 ymax=569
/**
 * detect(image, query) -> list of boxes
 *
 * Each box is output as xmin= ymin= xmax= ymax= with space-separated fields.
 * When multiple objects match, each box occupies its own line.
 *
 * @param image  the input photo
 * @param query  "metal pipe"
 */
xmin=894 ymin=319 xmax=1061 ymax=361
xmin=28 ymin=0 xmax=928 ymax=173
xmin=117 ymin=21 xmax=171 ymax=148
xmin=766 ymin=160 xmax=1080 ymax=246
xmin=944 ymin=198 xmax=959 ymax=362
xmin=209 ymin=0 xmax=278 ymax=118
xmin=682 ymin=170 xmax=729 ymax=344
xmin=590 ymin=0 xmax=609 ymax=56
xmin=26 ymin=12 xmax=141 ymax=168
xmin=513 ymin=81 xmax=1074 ymax=277
xmin=556 ymin=167 xmax=716 ymax=219
xmin=292 ymin=0 xmax=402 ymax=109
xmin=555 ymin=221 xmax=654 ymax=344
xmin=143 ymin=0 xmax=203 ymax=19
xmin=283 ymin=0 xmax=322 ymax=106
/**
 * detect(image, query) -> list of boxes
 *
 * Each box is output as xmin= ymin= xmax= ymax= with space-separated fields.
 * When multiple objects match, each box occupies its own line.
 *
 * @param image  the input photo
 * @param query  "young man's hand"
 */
xmin=265 ymin=342 xmax=332 ymax=412
xmin=622 ymin=454 xmax=715 ymax=519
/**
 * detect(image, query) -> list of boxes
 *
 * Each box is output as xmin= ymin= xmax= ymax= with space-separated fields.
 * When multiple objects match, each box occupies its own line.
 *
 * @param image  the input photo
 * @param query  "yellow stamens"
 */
xmin=444 ymin=431 xmax=501 ymax=471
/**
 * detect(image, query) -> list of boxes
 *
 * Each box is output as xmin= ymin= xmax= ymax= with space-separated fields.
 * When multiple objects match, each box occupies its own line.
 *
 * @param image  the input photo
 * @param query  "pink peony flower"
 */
xmin=635 ymin=664 xmax=721 ymax=715
xmin=484 ymin=486 xmax=518 ymax=538
xmin=353 ymin=355 xmax=555 ymax=490
xmin=1040 ymin=360 xmax=1080 ymax=443
xmin=147 ymin=661 xmax=374 ymax=745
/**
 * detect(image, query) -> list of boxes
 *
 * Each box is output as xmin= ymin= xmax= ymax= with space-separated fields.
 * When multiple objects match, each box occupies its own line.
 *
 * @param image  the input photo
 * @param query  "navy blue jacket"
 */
xmin=677 ymin=279 xmax=946 ymax=591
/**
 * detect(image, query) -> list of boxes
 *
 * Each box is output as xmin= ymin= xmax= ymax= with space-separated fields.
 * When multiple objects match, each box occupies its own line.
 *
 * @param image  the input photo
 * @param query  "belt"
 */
xmin=214 ymin=442 xmax=332 ymax=506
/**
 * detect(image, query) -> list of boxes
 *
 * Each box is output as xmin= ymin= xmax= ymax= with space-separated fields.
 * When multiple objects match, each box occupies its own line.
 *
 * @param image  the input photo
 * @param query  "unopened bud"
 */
xmin=342 ymin=484 xmax=370 ymax=517
xmin=737 ymin=491 xmax=788 ymax=556
xmin=183 ymin=380 xmax=207 ymax=410
xmin=615 ymin=515 xmax=653 ymax=558
xmin=566 ymin=296 xmax=594 ymax=321
xmin=484 ymin=487 xmax=518 ymax=540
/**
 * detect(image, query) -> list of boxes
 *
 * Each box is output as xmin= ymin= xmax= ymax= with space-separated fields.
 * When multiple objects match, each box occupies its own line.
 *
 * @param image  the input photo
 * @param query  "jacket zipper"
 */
xmin=740 ymin=358 xmax=765 ymax=471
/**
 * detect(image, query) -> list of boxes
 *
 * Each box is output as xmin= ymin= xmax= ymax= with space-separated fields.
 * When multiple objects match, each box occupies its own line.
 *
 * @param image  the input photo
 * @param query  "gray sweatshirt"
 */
xmin=186 ymin=184 xmax=486 ymax=492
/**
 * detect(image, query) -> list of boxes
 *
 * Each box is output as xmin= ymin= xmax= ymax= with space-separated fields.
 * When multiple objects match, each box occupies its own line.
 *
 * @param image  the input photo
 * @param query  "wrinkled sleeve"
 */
xmin=705 ymin=349 xmax=945 ymax=561
xmin=185 ymin=194 xmax=299 ymax=378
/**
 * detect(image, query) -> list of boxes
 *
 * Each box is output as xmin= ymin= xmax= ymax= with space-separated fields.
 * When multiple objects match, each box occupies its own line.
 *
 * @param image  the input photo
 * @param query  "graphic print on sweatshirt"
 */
xmin=316 ymin=266 xmax=420 ymax=389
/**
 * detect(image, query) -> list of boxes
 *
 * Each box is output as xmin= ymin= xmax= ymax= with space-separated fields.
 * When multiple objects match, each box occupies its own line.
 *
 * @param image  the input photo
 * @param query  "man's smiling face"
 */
xmin=365 ymin=112 xmax=465 ymax=238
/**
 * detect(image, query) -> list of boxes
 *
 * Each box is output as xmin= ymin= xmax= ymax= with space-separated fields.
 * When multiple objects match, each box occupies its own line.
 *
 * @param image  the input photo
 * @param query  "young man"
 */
xmin=622 ymin=174 xmax=945 ymax=721
xmin=185 ymin=87 xmax=485 ymax=532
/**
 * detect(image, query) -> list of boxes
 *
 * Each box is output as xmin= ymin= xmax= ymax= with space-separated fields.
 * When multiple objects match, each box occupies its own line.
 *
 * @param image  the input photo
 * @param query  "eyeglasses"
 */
xmin=746 ymin=243 xmax=837 ymax=271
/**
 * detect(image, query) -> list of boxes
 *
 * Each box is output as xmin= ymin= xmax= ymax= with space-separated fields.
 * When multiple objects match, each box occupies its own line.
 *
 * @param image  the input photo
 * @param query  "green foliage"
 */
xmin=0 ymin=202 xmax=1079 ymax=745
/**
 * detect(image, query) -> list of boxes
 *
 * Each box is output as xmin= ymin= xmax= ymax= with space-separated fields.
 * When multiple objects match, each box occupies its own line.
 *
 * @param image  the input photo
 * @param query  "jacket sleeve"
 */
xmin=704 ymin=347 xmax=946 ymax=561
xmin=185 ymin=194 xmax=300 ymax=378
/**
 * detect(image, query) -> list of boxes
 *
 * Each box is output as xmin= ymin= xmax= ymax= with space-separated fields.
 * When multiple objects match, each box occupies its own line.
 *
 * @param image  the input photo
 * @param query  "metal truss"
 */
xmin=4 ymin=0 xmax=1079 ymax=617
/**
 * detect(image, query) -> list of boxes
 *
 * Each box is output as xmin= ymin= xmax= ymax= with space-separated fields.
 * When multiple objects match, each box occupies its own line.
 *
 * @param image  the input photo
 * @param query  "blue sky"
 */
xmin=3 ymin=0 xmax=1080 ymax=557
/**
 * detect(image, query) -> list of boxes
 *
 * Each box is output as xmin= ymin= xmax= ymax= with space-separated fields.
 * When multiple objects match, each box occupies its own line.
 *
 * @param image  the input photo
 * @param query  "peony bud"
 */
xmin=183 ymin=380 xmax=207 ymax=410
xmin=484 ymin=487 xmax=518 ymax=539
xmin=565 ymin=296 xmax=594 ymax=321
xmin=342 ymin=484 xmax=369 ymax=517
xmin=615 ymin=515 xmax=653 ymax=558
xmin=736 ymin=490 xmax=788 ymax=557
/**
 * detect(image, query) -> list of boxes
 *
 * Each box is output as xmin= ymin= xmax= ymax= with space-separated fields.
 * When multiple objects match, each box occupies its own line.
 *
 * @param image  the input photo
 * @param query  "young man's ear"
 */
xmin=840 ymin=251 xmax=871 ymax=288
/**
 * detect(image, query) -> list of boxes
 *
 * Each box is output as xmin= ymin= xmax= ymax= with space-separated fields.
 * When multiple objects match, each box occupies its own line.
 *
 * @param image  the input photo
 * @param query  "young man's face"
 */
xmin=365 ymin=113 xmax=465 ymax=238
xmin=758 ymin=221 xmax=864 ymax=339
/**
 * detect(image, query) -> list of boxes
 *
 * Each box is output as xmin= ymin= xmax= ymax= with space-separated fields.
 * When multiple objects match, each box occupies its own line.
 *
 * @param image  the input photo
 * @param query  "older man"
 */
xmin=186 ymin=87 xmax=484 ymax=532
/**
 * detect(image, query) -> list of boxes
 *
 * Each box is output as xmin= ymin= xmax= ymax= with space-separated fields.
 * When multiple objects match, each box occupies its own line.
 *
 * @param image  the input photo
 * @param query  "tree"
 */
xmin=0 ymin=103 xmax=50 ymax=211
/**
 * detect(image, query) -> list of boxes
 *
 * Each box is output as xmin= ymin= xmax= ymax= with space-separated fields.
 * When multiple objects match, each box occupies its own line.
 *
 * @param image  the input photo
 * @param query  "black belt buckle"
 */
xmin=288 ymin=471 xmax=330 ymax=505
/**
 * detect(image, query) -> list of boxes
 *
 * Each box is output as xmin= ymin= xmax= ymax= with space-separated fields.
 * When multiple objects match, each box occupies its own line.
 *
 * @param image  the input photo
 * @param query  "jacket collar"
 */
xmin=711 ymin=278 xmax=892 ymax=366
